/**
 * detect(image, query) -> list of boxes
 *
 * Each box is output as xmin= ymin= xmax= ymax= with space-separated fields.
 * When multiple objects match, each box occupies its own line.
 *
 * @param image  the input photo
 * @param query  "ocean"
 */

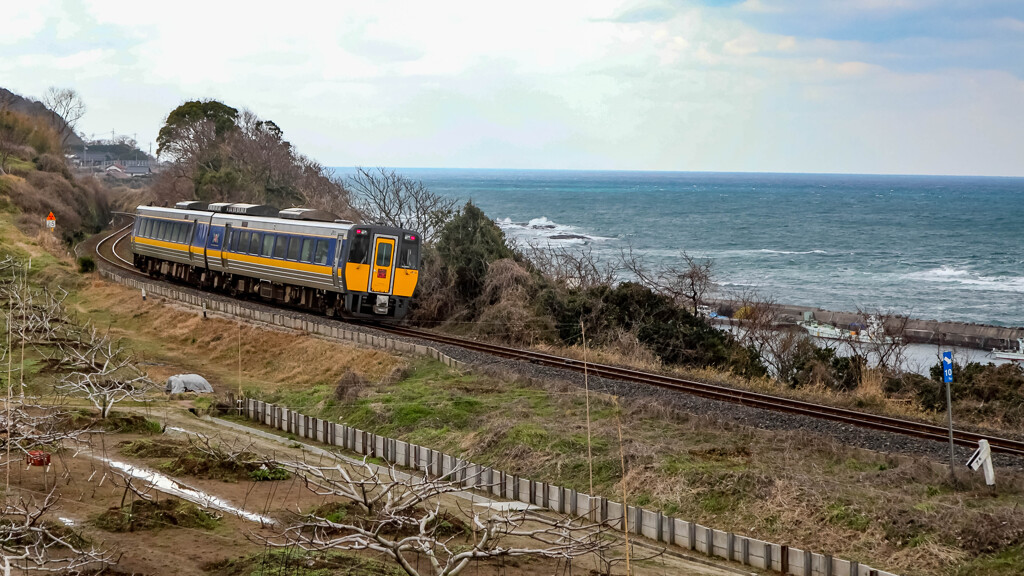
xmin=337 ymin=169 xmax=1024 ymax=329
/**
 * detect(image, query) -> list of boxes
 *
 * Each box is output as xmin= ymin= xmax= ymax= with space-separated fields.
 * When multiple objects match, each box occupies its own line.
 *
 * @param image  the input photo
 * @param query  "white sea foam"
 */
xmin=903 ymin=266 xmax=1024 ymax=293
xmin=714 ymin=249 xmax=830 ymax=257
xmin=495 ymin=216 xmax=613 ymax=246
xmin=758 ymin=249 xmax=829 ymax=256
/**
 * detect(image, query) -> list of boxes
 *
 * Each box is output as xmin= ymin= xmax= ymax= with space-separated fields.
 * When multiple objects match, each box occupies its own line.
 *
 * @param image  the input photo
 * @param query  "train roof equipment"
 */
xmin=278 ymin=207 xmax=339 ymax=222
xmin=175 ymin=201 xmax=209 ymax=211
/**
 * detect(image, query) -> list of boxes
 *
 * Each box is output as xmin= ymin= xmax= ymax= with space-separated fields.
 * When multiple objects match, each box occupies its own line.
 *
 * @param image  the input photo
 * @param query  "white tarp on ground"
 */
xmin=165 ymin=374 xmax=213 ymax=394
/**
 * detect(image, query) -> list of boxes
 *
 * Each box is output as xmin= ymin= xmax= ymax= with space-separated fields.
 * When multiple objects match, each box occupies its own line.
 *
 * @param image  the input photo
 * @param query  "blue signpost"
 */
xmin=942 ymin=351 xmax=956 ymax=477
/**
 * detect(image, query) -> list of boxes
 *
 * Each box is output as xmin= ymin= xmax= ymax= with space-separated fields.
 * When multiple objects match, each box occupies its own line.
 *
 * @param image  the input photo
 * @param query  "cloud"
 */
xmin=2 ymin=0 xmax=1022 ymax=175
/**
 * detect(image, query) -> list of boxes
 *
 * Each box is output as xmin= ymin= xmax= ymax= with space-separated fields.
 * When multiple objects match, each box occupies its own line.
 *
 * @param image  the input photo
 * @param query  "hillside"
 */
xmin=0 ymin=87 xmax=84 ymax=148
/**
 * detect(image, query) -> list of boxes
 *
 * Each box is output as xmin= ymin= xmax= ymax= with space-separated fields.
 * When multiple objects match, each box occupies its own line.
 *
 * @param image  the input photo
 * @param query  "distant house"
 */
xmin=125 ymin=165 xmax=151 ymax=177
xmin=75 ymin=143 xmax=154 ymax=169
xmin=104 ymin=164 xmax=128 ymax=179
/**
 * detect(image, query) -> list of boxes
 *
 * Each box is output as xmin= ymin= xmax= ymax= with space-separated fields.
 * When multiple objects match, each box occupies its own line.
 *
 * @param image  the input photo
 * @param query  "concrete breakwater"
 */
xmin=718 ymin=300 xmax=1024 ymax=351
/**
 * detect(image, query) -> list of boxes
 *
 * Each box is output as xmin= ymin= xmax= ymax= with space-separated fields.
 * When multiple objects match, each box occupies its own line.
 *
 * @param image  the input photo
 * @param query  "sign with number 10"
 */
xmin=942 ymin=351 xmax=953 ymax=383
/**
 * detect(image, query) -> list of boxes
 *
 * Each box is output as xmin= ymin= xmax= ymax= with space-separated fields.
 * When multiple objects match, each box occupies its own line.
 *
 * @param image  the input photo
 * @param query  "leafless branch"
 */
xmin=56 ymin=326 xmax=153 ymax=418
xmin=521 ymin=241 xmax=616 ymax=290
xmin=1 ymin=490 xmax=118 ymax=573
xmin=41 ymin=87 xmax=86 ymax=149
xmin=619 ymin=245 xmax=714 ymax=315
xmin=262 ymin=457 xmax=607 ymax=576
xmin=349 ymin=167 xmax=456 ymax=242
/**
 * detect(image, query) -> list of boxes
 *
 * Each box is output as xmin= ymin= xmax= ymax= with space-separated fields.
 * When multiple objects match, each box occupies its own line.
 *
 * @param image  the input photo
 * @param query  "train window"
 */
xmin=274 ymin=235 xmax=288 ymax=259
xmin=398 ymin=242 xmax=419 ymax=268
xmin=157 ymin=221 xmax=168 ymax=240
xmin=226 ymin=230 xmax=236 ymax=251
xmin=177 ymin=223 xmax=188 ymax=243
xmin=248 ymin=232 xmax=261 ymax=254
xmin=300 ymin=238 xmax=313 ymax=263
xmin=287 ymin=237 xmax=301 ymax=260
xmin=349 ymin=235 xmax=370 ymax=265
xmin=314 ymin=240 xmax=329 ymax=265
xmin=142 ymin=219 xmax=152 ymax=238
xmin=238 ymin=231 xmax=250 ymax=253
xmin=375 ymin=242 xmax=392 ymax=267
xmin=261 ymin=234 xmax=275 ymax=257
xmin=170 ymin=223 xmax=179 ymax=242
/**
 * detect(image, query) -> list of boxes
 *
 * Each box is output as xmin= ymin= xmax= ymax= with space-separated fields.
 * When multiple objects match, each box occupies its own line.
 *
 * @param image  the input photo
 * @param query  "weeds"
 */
xmin=93 ymin=499 xmax=219 ymax=532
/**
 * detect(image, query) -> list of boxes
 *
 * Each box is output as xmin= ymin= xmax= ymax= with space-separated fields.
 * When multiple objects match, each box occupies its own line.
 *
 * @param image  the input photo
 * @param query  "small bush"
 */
xmin=34 ymin=153 xmax=70 ymax=177
xmin=249 ymin=465 xmax=289 ymax=481
xmin=77 ymin=255 xmax=96 ymax=273
xmin=94 ymin=499 xmax=219 ymax=532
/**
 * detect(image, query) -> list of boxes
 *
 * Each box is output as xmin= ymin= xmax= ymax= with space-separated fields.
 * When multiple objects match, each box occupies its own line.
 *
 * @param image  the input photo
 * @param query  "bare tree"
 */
xmin=264 ymin=458 xmax=607 ymax=576
xmin=0 ymin=401 xmax=88 ymax=470
xmin=844 ymin=308 xmax=911 ymax=375
xmin=727 ymin=290 xmax=808 ymax=380
xmin=56 ymin=327 xmax=153 ymax=418
xmin=41 ymin=87 xmax=86 ymax=149
xmin=1 ymin=490 xmax=117 ymax=574
xmin=349 ymin=167 xmax=457 ymax=242
xmin=620 ymin=246 xmax=714 ymax=315
xmin=521 ymin=241 xmax=616 ymax=290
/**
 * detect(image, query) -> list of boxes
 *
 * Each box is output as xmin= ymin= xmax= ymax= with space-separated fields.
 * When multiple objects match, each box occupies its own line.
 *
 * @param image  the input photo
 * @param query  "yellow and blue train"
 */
xmin=130 ymin=202 xmax=420 ymax=319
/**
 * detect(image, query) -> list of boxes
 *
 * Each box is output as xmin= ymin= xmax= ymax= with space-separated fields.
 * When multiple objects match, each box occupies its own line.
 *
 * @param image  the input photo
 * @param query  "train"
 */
xmin=129 ymin=201 xmax=420 ymax=319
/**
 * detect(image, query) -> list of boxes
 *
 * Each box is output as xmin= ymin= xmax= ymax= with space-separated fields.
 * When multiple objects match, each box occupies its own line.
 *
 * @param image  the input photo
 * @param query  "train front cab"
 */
xmin=343 ymin=226 xmax=419 ymax=318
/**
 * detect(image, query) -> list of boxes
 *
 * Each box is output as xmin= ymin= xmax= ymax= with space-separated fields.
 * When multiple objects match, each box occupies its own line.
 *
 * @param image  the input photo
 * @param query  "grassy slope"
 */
xmin=2 ymin=210 xmax=1020 ymax=576
xmin=267 ymin=360 xmax=1024 ymax=576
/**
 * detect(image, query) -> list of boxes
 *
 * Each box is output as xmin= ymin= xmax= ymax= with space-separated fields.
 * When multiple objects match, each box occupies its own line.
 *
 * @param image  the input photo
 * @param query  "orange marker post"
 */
xmin=46 ymin=212 xmax=56 ymax=232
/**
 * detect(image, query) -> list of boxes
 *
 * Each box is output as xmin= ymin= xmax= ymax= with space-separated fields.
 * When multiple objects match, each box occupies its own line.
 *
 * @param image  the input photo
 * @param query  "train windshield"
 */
xmin=398 ymin=239 xmax=419 ymax=269
xmin=349 ymin=235 xmax=370 ymax=264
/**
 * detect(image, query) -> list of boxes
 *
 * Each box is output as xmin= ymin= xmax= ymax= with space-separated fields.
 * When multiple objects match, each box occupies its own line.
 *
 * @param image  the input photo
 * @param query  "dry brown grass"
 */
xmin=72 ymin=279 xmax=405 ymax=394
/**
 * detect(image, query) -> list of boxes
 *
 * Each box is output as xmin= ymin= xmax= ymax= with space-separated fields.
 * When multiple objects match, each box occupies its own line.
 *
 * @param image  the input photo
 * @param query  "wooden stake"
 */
xmin=615 ymin=396 xmax=631 ymax=576
xmin=582 ymin=320 xmax=594 ymax=497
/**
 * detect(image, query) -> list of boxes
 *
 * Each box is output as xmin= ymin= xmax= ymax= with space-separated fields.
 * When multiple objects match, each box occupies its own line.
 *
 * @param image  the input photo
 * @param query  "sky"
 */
xmin=2 ymin=0 xmax=1023 ymax=176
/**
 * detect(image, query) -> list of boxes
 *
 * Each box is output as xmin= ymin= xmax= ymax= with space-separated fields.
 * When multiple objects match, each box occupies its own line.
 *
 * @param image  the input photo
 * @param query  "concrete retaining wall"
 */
xmin=99 ymin=268 xmax=465 ymax=369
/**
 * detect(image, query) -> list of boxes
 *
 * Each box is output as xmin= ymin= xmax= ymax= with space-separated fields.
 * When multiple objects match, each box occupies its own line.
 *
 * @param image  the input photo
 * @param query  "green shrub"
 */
xmin=249 ymin=466 xmax=290 ymax=481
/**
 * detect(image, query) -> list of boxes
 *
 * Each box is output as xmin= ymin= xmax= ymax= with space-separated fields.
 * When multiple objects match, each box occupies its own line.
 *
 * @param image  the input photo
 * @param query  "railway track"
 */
xmin=93 ymin=221 xmax=1024 ymax=458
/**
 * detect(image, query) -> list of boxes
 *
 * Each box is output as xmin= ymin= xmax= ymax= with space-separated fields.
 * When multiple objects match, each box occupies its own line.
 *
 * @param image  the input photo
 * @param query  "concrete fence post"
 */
xmin=781 ymin=545 xmax=789 ymax=574
xmin=765 ymin=544 xmax=773 ymax=571
xmin=705 ymin=527 xmax=713 ymax=555
xmin=727 ymin=533 xmax=735 ymax=562
xmin=804 ymin=550 xmax=812 ymax=576
xmin=688 ymin=522 xmax=696 ymax=551
xmin=742 ymin=537 xmax=749 ymax=566
xmin=825 ymin=554 xmax=833 ymax=576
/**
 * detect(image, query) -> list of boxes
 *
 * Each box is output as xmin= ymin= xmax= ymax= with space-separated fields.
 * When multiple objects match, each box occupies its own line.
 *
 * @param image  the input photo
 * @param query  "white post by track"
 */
xmin=966 ymin=439 xmax=995 ymax=486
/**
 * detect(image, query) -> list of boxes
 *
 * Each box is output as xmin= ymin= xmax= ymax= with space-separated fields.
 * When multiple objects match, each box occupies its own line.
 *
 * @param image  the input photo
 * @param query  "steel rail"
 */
xmin=91 ymin=221 xmax=1024 ymax=458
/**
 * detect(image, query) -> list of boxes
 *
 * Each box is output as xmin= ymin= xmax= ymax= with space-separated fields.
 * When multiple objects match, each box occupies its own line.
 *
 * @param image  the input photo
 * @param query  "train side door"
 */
xmin=186 ymin=219 xmax=198 ymax=264
xmin=220 ymin=224 xmax=231 ymax=269
xmin=368 ymin=235 xmax=397 ymax=294
xmin=333 ymin=233 xmax=345 ymax=289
